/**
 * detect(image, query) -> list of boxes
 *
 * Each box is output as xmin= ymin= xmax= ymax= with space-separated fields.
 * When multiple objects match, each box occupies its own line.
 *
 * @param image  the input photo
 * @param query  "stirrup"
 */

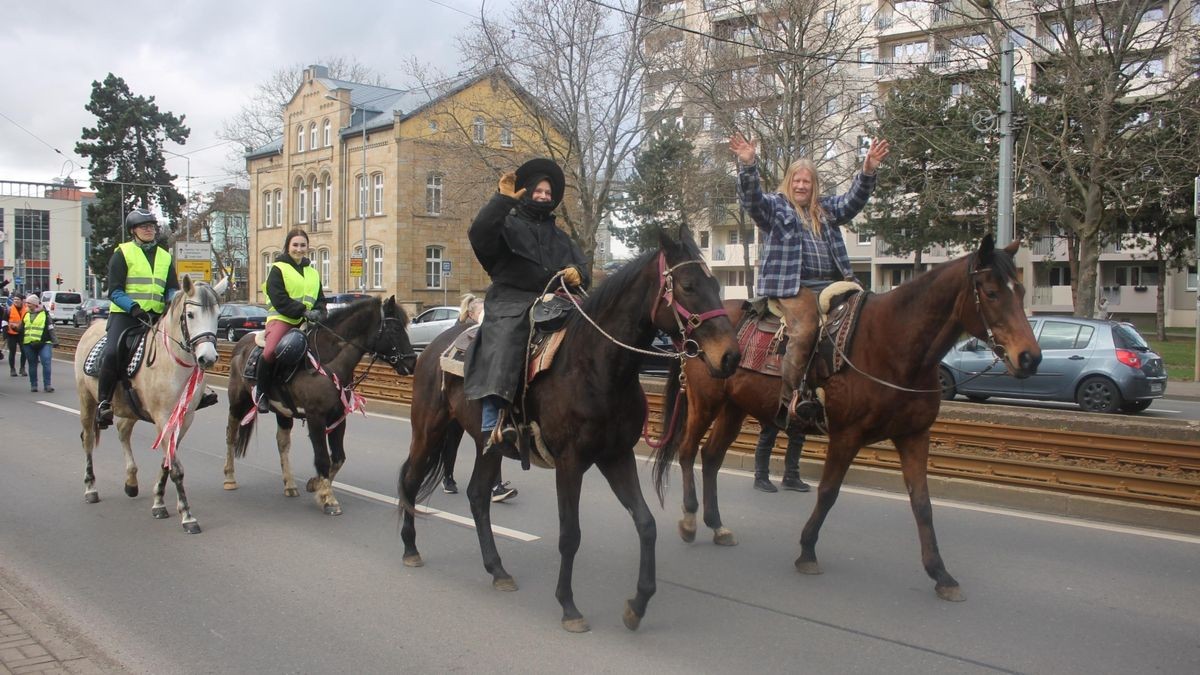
xmin=198 ymin=390 xmax=219 ymax=410
xmin=96 ymin=401 xmax=114 ymax=429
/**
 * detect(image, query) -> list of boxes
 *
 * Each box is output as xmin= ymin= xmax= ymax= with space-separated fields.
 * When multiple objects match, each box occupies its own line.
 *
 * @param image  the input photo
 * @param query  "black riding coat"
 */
xmin=463 ymin=193 xmax=590 ymax=403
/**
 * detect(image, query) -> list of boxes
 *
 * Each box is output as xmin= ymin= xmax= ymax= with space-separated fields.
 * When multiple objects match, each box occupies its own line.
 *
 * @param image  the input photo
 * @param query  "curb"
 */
xmin=0 ymin=583 xmax=108 ymax=674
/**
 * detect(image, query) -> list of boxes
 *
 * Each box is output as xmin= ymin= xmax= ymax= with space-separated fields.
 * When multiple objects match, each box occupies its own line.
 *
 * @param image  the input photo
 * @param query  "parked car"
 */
xmin=939 ymin=316 xmax=1167 ymax=413
xmin=72 ymin=298 xmax=110 ymax=327
xmin=325 ymin=292 xmax=371 ymax=313
xmin=41 ymin=290 xmax=85 ymax=325
xmin=217 ymin=303 xmax=268 ymax=341
xmin=407 ymin=305 xmax=462 ymax=352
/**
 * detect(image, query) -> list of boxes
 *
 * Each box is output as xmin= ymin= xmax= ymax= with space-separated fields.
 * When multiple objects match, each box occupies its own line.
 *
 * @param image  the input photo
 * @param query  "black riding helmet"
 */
xmin=125 ymin=208 xmax=158 ymax=231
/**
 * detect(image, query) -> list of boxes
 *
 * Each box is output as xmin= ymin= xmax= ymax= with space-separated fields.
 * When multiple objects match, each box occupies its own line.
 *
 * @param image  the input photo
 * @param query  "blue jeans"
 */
xmin=23 ymin=343 xmax=52 ymax=389
xmin=754 ymin=424 xmax=804 ymax=481
xmin=480 ymin=395 xmax=505 ymax=433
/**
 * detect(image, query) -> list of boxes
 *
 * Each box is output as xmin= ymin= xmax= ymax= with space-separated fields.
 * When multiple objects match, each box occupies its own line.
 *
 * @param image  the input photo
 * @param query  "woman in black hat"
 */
xmin=464 ymin=158 xmax=590 ymax=494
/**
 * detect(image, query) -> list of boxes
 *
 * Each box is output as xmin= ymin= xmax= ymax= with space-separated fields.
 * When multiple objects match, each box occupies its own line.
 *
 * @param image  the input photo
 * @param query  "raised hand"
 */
xmin=728 ymin=133 xmax=757 ymax=165
xmin=864 ymin=138 xmax=891 ymax=174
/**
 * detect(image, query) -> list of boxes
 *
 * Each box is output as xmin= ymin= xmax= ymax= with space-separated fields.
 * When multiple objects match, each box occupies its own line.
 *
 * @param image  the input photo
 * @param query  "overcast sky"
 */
xmin=0 ymin=0 xmax=508 ymax=192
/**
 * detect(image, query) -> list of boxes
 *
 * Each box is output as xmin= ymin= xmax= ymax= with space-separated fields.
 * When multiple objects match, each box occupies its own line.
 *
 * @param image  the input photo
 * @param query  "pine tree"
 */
xmin=75 ymin=73 xmax=189 ymax=286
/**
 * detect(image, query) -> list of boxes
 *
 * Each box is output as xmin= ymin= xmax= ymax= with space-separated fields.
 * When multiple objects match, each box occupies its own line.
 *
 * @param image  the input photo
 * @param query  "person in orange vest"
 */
xmin=6 ymin=294 xmax=28 ymax=377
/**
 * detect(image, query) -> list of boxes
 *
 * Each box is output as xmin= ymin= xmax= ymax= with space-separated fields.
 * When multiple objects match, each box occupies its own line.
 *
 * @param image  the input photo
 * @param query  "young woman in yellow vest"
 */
xmin=6 ymin=294 xmax=28 ymax=376
xmin=96 ymin=209 xmax=180 ymax=428
xmin=20 ymin=293 xmax=58 ymax=392
xmin=258 ymin=227 xmax=326 ymax=413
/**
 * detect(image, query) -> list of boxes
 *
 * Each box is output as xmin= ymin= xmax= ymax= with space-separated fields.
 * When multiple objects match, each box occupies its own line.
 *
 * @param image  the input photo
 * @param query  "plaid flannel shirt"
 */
xmin=737 ymin=162 xmax=876 ymax=298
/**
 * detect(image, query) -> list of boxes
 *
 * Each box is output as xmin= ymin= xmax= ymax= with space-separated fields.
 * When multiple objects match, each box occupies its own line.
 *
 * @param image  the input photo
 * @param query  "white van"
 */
xmin=41 ymin=291 xmax=85 ymax=325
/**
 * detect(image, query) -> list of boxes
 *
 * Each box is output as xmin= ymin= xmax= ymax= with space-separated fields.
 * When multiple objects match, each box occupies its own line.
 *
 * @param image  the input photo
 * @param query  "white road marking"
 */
xmin=33 ymin=397 xmax=1197 ymax=545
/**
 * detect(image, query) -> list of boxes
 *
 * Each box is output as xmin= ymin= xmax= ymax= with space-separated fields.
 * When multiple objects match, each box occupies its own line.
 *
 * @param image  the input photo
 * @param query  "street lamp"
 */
xmin=163 ymin=149 xmax=191 ymax=242
xmin=325 ymin=93 xmax=368 ymax=292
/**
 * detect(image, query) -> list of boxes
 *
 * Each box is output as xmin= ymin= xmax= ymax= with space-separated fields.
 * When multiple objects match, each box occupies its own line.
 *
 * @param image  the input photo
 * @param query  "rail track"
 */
xmin=56 ymin=327 xmax=1200 ymax=511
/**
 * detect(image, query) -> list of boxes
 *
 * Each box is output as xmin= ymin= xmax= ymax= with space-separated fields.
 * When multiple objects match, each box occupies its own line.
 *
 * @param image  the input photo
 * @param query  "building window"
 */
xmin=373 ymin=173 xmax=384 ymax=215
xmin=310 ymin=123 xmax=318 ymax=151
xmin=297 ymin=180 xmax=307 ymax=223
xmin=1049 ymin=265 xmax=1071 ymax=286
xmin=274 ymin=189 xmax=282 ymax=226
xmin=728 ymin=229 xmax=739 ymax=245
xmin=371 ymin=245 xmax=384 ymax=288
xmin=859 ymin=4 xmax=871 ymax=24
xmin=357 ymin=175 xmax=367 ymax=217
xmin=824 ymin=140 xmax=837 ymax=159
xmin=311 ymin=178 xmax=321 ymax=230
xmin=699 ymin=230 xmax=710 ymax=248
xmin=426 ymin=173 xmax=443 ymax=216
xmin=324 ymin=175 xmax=332 ymax=221
xmin=318 ymin=248 xmax=331 ymax=289
xmin=858 ymin=48 xmax=872 ymax=69
xmin=500 ymin=123 xmax=513 ymax=148
xmin=426 ymin=246 xmax=443 ymax=288
xmin=14 ymin=209 xmax=50 ymax=293
xmin=263 ymin=191 xmax=272 ymax=229
xmin=323 ymin=119 xmax=331 ymax=146
xmin=472 ymin=116 xmax=485 ymax=144
xmin=1187 ymin=265 xmax=1197 ymax=291
xmin=857 ymin=135 xmax=870 ymax=159
xmin=825 ymin=96 xmax=838 ymax=115
xmin=856 ymin=231 xmax=873 ymax=245
xmin=262 ymin=253 xmax=272 ymax=284
xmin=858 ymin=93 xmax=872 ymax=113
xmin=824 ymin=9 xmax=837 ymax=28
xmin=296 ymin=125 xmax=304 ymax=152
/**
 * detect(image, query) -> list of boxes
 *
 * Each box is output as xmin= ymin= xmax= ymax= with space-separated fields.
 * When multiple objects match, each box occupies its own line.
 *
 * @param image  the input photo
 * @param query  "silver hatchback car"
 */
xmin=939 ymin=317 xmax=1167 ymax=413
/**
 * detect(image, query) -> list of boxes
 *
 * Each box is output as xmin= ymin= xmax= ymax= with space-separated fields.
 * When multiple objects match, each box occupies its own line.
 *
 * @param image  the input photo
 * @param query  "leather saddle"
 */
xmin=243 ymin=328 xmax=308 ymax=383
xmin=84 ymin=324 xmax=150 ymax=379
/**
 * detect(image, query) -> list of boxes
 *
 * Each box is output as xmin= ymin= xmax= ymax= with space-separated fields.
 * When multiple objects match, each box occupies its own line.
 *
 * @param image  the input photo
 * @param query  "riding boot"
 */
xmin=256 ymin=361 xmax=273 ymax=414
xmin=96 ymin=367 xmax=117 ymax=429
xmin=776 ymin=291 xmax=822 ymax=428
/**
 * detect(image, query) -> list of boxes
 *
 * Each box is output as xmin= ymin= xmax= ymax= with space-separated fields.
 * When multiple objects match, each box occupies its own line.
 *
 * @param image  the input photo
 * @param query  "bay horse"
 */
xmin=74 ymin=275 xmax=226 ymax=534
xmin=222 ymin=296 xmax=416 ymax=515
xmin=397 ymin=231 xmax=741 ymax=633
xmin=653 ymin=236 xmax=1041 ymax=601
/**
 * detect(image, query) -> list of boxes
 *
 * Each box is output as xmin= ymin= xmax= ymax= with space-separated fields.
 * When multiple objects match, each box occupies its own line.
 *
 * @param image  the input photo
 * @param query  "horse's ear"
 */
xmin=657 ymin=227 xmax=679 ymax=252
xmin=211 ymin=276 xmax=229 ymax=296
xmin=180 ymin=274 xmax=193 ymax=294
xmin=977 ymin=233 xmax=995 ymax=265
xmin=1003 ymin=239 xmax=1019 ymax=256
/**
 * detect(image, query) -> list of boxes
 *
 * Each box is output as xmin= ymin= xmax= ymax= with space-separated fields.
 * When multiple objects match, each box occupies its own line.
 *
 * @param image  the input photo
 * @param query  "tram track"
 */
xmin=56 ymin=328 xmax=1200 ymax=511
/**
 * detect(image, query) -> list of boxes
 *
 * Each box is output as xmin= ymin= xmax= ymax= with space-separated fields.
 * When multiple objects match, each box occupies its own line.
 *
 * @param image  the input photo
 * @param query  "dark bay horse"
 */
xmin=398 ymin=231 xmax=741 ymax=633
xmin=223 ymin=296 xmax=415 ymax=514
xmin=653 ymin=236 xmax=1041 ymax=601
xmin=74 ymin=275 xmax=226 ymax=534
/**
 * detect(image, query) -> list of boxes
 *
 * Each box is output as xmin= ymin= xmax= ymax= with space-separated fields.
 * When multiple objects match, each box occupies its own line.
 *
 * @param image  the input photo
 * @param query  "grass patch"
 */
xmin=1147 ymin=329 xmax=1196 ymax=382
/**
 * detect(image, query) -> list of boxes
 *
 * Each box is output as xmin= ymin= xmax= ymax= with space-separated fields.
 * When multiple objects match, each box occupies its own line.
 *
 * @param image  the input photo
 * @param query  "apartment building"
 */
xmin=0 ymin=181 xmax=93 ymax=298
xmin=639 ymin=0 xmax=1198 ymax=327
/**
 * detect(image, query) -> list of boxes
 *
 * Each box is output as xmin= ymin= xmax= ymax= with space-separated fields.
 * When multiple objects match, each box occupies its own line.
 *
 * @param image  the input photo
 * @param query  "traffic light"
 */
xmin=55 ymin=274 xmax=63 ymax=287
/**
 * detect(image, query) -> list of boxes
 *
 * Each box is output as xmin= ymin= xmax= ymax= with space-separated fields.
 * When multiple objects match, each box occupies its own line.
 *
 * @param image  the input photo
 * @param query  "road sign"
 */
xmin=173 ymin=241 xmax=213 ymax=283
xmin=13 ymin=275 xmax=21 ymax=285
xmin=349 ymin=256 xmax=364 ymax=278
xmin=442 ymin=260 xmax=451 ymax=277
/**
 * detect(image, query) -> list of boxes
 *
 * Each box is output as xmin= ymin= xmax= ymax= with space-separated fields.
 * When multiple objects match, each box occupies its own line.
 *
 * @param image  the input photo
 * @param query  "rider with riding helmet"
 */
xmin=96 ymin=209 xmax=180 ymax=428
xmin=729 ymin=133 xmax=889 ymax=427
xmin=464 ymin=158 xmax=590 ymax=455
xmin=257 ymin=227 xmax=326 ymax=413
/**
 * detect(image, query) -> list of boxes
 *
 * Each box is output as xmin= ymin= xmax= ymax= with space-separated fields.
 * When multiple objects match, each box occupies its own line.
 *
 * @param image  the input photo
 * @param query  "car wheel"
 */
xmin=227 ymin=327 xmax=237 ymax=342
xmin=937 ymin=367 xmax=956 ymax=401
xmin=1076 ymin=376 xmax=1122 ymax=413
xmin=965 ymin=394 xmax=989 ymax=403
xmin=1119 ymin=399 xmax=1152 ymax=414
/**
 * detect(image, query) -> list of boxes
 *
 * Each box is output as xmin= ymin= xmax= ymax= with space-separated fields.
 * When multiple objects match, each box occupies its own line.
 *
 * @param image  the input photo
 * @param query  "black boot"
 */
xmin=96 ymin=369 xmax=116 ymax=429
xmin=256 ymin=362 xmax=273 ymax=414
xmin=197 ymin=390 xmax=219 ymax=410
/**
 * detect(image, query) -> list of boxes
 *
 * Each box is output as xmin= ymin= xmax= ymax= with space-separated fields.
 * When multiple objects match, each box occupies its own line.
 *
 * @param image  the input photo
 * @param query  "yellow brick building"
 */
xmin=246 ymin=65 xmax=562 ymax=313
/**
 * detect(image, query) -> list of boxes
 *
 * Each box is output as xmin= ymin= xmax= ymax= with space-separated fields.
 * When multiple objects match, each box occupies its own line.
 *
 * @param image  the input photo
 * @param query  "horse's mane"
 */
xmin=582 ymin=248 xmax=658 ymax=314
xmin=325 ymin=296 xmax=379 ymax=325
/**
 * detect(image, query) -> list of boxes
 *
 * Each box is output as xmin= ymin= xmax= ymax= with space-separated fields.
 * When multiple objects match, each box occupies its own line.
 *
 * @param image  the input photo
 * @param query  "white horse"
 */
xmin=74 ymin=275 xmax=226 ymax=534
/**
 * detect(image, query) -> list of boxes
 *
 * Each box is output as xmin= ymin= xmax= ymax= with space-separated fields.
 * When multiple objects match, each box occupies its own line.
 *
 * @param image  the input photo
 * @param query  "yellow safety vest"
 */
xmin=263 ymin=261 xmax=320 ymax=325
xmin=23 ymin=311 xmax=48 ymax=345
xmin=110 ymin=242 xmax=171 ymax=314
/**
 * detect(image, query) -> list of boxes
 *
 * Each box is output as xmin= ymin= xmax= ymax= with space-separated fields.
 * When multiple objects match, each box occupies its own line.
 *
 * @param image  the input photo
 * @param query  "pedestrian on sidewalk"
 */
xmin=6 ymin=294 xmax=28 ymax=376
xmin=752 ymin=423 xmax=810 ymax=493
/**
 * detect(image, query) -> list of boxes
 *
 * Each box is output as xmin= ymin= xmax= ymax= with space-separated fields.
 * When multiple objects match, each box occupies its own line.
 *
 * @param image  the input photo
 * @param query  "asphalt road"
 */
xmin=1 ymin=360 xmax=1198 ymax=674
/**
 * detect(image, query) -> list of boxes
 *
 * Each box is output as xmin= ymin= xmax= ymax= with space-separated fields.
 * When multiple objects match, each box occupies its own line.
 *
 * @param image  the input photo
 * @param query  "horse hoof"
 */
xmin=402 ymin=554 xmax=424 ymax=568
xmin=305 ymin=477 xmax=319 ymax=493
xmin=936 ymin=585 xmax=965 ymax=602
xmin=493 ymin=577 xmax=518 ymax=592
xmin=678 ymin=519 xmax=696 ymax=543
xmin=562 ymin=617 xmax=590 ymax=633
xmin=622 ymin=602 xmax=642 ymax=631
xmin=794 ymin=557 xmax=822 ymax=575
xmin=284 ymin=487 xmax=299 ymax=498
xmin=183 ymin=522 xmax=202 ymax=535
xmin=323 ymin=504 xmax=342 ymax=516
xmin=84 ymin=492 xmax=100 ymax=504
xmin=152 ymin=506 xmax=169 ymax=519
xmin=713 ymin=528 xmax=738 ymax=546
xmin=223 ymin=481 xmax=238 ymax=491
xmin=125 ymin=484 xmax=139 ymax=498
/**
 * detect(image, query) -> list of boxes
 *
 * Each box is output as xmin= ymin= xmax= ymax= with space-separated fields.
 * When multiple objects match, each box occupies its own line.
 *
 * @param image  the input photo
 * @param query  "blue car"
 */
xmin=939 ymin=316 xmax=1167 ymax=413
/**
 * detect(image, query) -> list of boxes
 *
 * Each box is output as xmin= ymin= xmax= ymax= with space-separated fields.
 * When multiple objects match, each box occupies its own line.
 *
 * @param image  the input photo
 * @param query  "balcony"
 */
xmin=707 ymin=244 xmax=760 ymax=268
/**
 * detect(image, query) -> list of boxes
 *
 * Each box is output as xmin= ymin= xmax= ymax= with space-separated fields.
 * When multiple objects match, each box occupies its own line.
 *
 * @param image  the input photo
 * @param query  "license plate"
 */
xmin=1149 ymin=382 xmax=1163 ymax=394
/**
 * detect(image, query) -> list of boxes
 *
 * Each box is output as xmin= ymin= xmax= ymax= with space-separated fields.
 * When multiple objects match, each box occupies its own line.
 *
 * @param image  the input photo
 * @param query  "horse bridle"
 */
xmin=967 ymin=254 xmax=1008 ymax=362
xmin=650 ymin=251 xmax=729 ymax=358
xmin=149 ymin=293 xmax=218 ymax=368
xmin=309 ymin=305 xmax=412 ymax=370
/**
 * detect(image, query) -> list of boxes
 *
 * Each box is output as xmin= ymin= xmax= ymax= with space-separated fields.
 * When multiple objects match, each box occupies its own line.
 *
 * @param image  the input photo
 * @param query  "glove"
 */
xmin=498 ymin=171 xmax=526 ymax=199
xmin=304 ymin=309 xmax=323 ymax=324
xmin=560 ymin=266 xmax=582 ymax=287
xmin=129 ymin=305 xmax=149 ymax=323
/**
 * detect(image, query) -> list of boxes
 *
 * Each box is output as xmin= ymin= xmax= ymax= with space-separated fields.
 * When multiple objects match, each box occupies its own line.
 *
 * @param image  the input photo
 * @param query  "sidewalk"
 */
xmin=0 ymin=585 xmax=105 ymax=674
xmin=1167 ymin=379 xmax=1200 ymax=402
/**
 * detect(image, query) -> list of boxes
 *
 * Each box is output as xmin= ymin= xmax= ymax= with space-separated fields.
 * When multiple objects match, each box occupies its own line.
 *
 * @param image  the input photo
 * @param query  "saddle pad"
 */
xmin=820 ymin=291 xmax=869 ymax=375
xmin=243 ymin=346 xmax=264 ymax=380
xmin=83 ymin=334 xmax=147 ymax=378
xmin=526 ymin=330 xmax=566 ymax=383
xmin=736 ymin=309 xmax=785 ymax=377
xmin=439 ymin=324 xmax=479 ymax=379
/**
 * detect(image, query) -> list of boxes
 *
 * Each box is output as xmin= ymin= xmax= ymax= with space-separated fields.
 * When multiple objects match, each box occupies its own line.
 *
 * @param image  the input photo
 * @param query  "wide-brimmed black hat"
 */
xmin=514 ymin=157 xmax=565 ymax=205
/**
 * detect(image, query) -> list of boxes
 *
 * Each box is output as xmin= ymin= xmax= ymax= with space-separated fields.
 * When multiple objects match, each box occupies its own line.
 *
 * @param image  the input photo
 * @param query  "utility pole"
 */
xmin=1193 ymin=175 xmax=1199 ymax=381
xmin=997 ymin=36 xmax=1015 ymax=248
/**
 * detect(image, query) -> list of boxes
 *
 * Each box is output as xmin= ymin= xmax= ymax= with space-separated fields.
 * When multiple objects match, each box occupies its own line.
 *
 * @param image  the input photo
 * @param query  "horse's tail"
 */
xmin=651 ymin=358 xmax=688 ymax=506
xmin=397 ymin=421 xmax=461 ymax=515
xmin=458 ymin=293 xmax=477 ymax=322
xmin=232 ymin=413 xmax=256 ymax=459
